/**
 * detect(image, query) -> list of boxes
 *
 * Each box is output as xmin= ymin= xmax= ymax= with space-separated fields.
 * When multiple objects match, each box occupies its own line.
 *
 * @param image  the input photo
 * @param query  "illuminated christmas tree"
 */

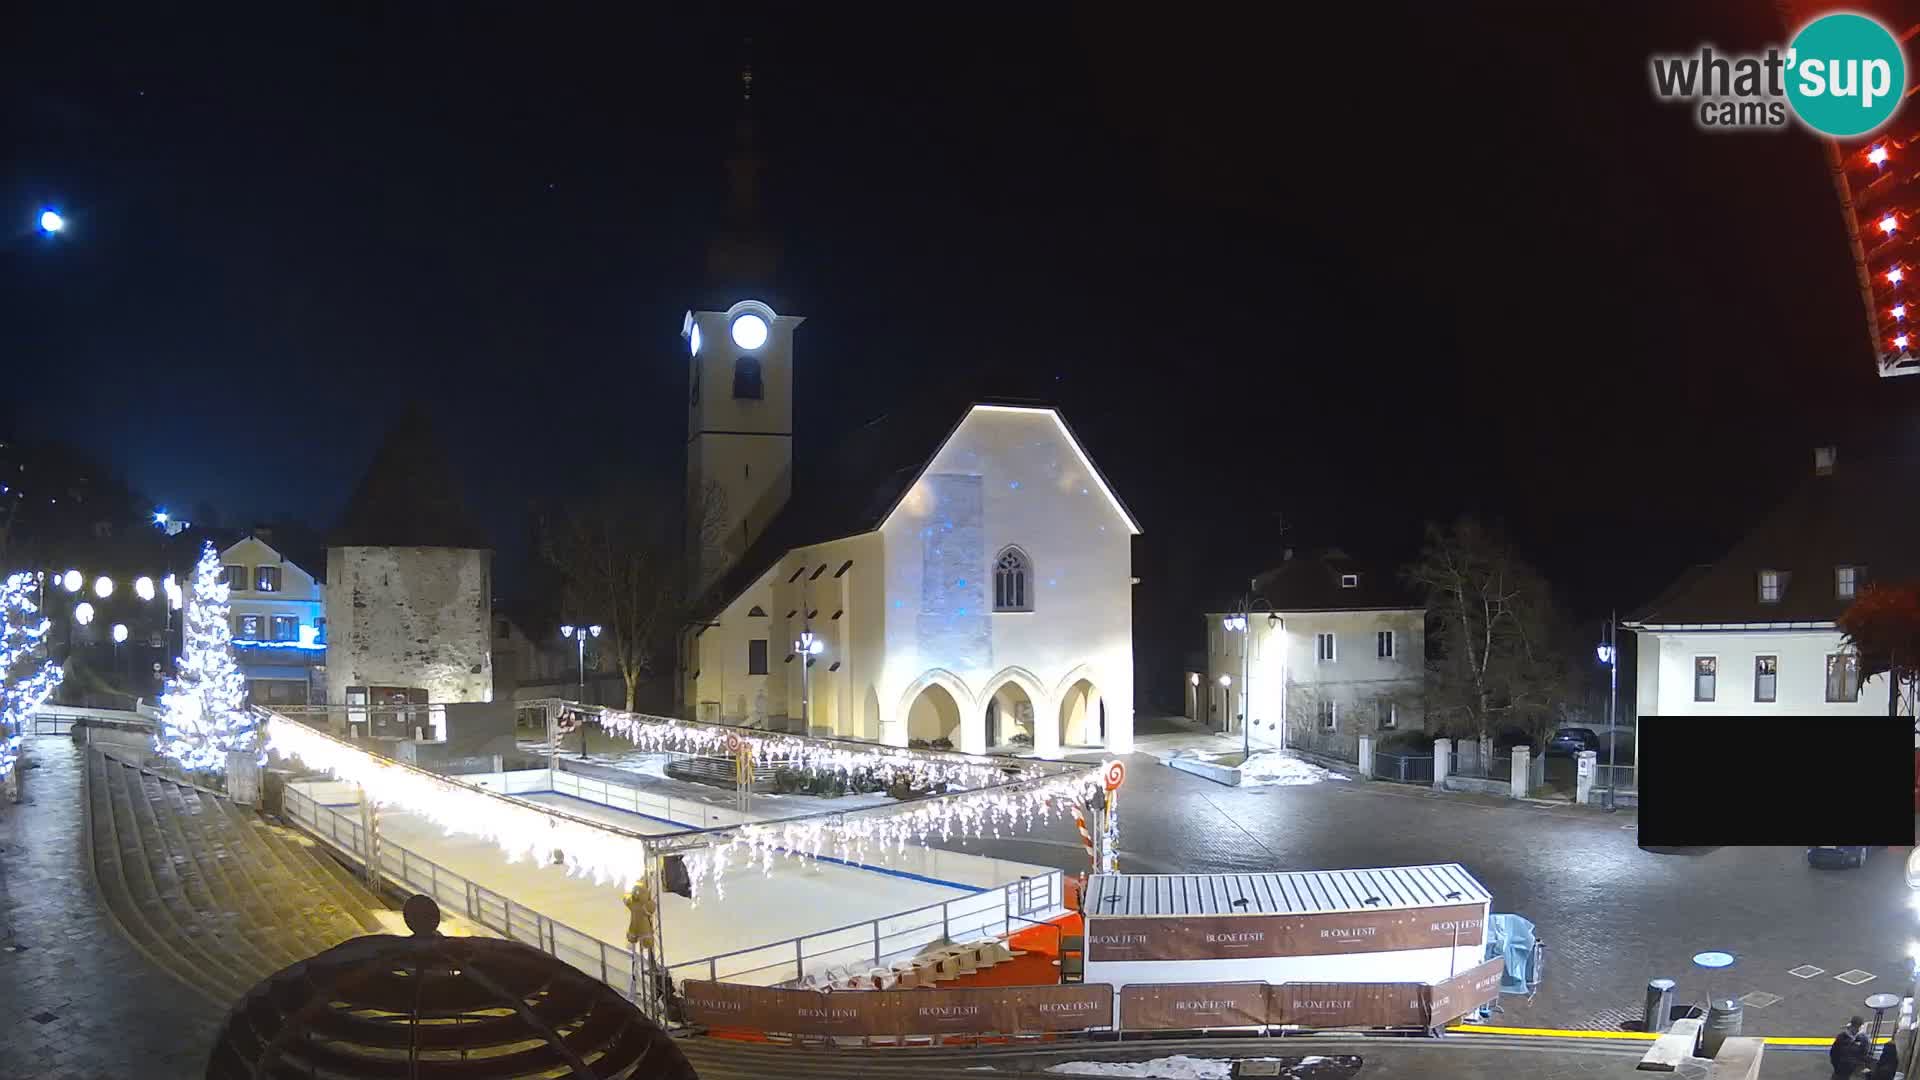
xmin=1 ymin=572 xmax=64 ymax=774
xmin=157 ymin=542 xmax=256 ymax=771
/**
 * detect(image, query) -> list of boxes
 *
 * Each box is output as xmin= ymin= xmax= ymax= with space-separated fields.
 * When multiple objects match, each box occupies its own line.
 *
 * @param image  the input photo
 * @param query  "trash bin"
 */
xmin=1644 ymin=979 xmax=1676 ymax=1034
xmin=1698 ymin=999 xmax=1742 ymax=1058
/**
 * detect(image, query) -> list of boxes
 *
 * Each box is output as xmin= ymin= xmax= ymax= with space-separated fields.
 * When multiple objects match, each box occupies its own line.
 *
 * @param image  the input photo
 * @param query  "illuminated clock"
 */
xmin=730 ymin=312 xmax=769 ymax=350
xmin=689 ymin=322 xmax=702 ymax=356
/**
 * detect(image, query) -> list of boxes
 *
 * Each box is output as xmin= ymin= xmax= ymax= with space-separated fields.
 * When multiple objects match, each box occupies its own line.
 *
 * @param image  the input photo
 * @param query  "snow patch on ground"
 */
xmin=1046 ymin=1058 xmax=1326 ymax=1079
xmin=1237 ymin=751 xmax=1349 ymax=787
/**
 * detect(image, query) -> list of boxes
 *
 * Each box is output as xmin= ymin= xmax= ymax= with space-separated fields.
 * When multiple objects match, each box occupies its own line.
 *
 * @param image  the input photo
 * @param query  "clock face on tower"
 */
xmin=689 ymin=323 xmax=702 ymax=356
xmin=730 ymin=312 xmax=769 ymax=350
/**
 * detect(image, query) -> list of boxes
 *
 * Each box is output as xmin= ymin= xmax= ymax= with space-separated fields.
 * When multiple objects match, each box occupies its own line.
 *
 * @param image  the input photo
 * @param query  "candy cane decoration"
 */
xmin=1073 ymin=804 xmax=1096 ymax=867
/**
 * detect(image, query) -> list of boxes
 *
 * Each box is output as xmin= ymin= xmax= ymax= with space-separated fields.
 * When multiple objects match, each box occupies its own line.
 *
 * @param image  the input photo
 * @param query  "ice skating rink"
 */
xmin=292 ymin=773 xmax=1061 ymax=986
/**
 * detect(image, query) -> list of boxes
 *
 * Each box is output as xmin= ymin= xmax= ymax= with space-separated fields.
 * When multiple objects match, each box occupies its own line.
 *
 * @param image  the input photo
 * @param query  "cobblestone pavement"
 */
xmin=0 ymin=740 xmax=225 ymax=1078
xmin=943 ymin=742 xmax=1919 ymax=1040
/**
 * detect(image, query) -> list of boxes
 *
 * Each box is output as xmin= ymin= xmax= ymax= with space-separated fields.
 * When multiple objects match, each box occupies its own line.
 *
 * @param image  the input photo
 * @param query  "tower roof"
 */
xmin=329 ymin=405 xmax=489 ymax=550
xmin=701 ymin=37 xmax=785 ymax=310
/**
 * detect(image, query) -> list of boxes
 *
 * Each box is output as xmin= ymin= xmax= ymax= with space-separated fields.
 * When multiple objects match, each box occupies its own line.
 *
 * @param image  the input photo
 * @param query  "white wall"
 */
xmin=1632 ymin=628 xmax=1893 ymax=717
xmin=325 ymin=546 xmax=493 ymax=705
xmin=878 ymin=405 xmax=1137 ymax=755
xmin=1206 ymin=608 xmax=1425 ymax=753
xmin=1091 ymin=943 xmax=1486 ymax=998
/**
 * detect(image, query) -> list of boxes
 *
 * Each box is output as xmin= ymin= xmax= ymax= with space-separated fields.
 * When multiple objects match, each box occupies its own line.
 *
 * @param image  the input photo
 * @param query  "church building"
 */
xmin=676 ymin=60 xmax=1139 ymax=756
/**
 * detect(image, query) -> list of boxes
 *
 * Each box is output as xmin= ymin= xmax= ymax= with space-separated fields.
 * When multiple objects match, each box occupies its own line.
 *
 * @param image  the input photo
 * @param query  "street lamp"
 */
xmin=61 ymin=570 xmax=82 ymax=593
xmin=134 ymin=576 xmax=155 ymax=602
xmin=93 ymin=575 xmax=113 ymax=599
xmin=1596 ymin=612 xmax=1620 ymax=811
xmin=38 ymin=209 xmax=64 ymax=234
xmin=559 ymin=624 xmax=602 ymax=702
xmin=795 ymin=628 xmax=826 ymax=732
xmin=74 ymin=601 xmax=95 ymax=626
xmin=1223 ymin=581 xmax=1282 ymax=757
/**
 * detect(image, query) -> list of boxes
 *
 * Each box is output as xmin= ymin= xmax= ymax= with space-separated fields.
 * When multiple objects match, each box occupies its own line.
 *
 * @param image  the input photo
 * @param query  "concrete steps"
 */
xmin=83 ymin=750 xmax=389 ymax=1007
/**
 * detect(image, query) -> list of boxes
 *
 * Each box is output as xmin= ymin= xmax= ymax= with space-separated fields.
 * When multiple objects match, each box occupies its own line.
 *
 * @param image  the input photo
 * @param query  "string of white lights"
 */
xmin=1 ymin=573 xmax=64 ymax=773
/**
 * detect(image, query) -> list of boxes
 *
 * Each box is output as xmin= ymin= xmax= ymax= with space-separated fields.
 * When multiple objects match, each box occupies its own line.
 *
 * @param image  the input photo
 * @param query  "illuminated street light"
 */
xmin=62 ymin=570 xmax=82 ymax=593
xmin=1218 ymin=674 xmax=1231 ymax=687
xmin=559 ymin=623 xmax=602 ymax=704
xmin=163 ymin=574 xmax=183 ymax=610
xmin=153 ymin=510 xmax=170 ymax=526
xmin=111 ymin=623 xmax=128 ymax=643
xmin=794 ymin=628 xmax=827 ymax=732
xmin=38 ymin=209 xmax=64 ymax=234
xmin=74 ymin=602 xmax=95 ymax=626
xmin=135 ymin=576 xmax=155 ymax=601
xmin=93 ymin=575 xmax=113 ymax=599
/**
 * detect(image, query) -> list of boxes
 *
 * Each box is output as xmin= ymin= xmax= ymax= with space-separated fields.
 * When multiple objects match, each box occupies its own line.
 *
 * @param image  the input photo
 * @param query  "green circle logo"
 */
xmin=1786 ymin=13 xmax=1906 ymax=137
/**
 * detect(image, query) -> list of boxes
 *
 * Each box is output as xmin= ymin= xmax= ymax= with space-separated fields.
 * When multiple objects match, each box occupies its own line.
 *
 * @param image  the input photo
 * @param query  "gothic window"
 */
xmin=733 ymin=356 xmax=763 ymax=399
xmin=993 ymin=546 xmax=1033 ymax=612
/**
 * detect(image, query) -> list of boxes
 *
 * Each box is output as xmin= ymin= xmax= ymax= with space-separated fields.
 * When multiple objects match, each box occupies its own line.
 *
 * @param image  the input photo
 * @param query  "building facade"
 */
xmin=211 ymin=534 xmax=326 ymax=707
xmin=1202 ymin=550 xmax=1426 ymax=760
xmin=679 ymin=303 xmax=1140 ymax=756
xmin=1626 ymin=449 xmax=1917 ymax=720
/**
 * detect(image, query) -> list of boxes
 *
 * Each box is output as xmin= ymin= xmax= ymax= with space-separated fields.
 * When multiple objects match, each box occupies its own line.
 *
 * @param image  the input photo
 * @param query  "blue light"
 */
xmin=955 ymin=579 xmax=967 ymax=587
xmin=957 ymin=607 xmax=967 ymax=615
xmin=1009 ymin=481 xmax=1020 ymax=489
xmin=152 ymin=510 xmax=169 ymax=526
xmin=231 ymin=638 xmax=327 ymax=651
xmin=38 ymin=209 xmax=64 ymax=234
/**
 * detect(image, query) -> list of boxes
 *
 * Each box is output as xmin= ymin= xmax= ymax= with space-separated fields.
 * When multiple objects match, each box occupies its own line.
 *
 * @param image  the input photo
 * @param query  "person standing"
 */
xmin=1869 ymin=1039 xmax=1899 ymax=1080
xmin=1832 ymin=1016 xmax=1869 ymax=1079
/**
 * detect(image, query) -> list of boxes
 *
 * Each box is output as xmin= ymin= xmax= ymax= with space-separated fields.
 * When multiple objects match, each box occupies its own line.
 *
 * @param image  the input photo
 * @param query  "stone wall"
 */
xmin=324 ymin=546 xmax=492 ymax=705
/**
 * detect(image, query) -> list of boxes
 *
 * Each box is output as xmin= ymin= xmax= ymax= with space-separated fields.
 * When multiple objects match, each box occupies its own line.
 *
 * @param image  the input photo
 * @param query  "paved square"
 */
xmin=1788 ymin=965 xmax=1825 ymax=979
xmin=1738 ymin=991 xmax=1782 ymax=1009
xmin=1836 ymin=970 xmax=1877 ymax=985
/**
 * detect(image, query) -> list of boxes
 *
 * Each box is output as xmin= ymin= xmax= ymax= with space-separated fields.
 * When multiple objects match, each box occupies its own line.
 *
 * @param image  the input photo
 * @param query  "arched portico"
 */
xmin=979 ymin=666 xmax=1049 ymax=754
xmin=897 ymin=669 xmax=978 ymax=752
xmin=1054 ymin=665 xmax=1107 ymax=751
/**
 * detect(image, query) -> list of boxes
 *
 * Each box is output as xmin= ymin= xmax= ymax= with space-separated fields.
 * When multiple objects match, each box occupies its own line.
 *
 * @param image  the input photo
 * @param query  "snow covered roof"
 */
xmin=1086 ymin=864 xmax=1490 ymax=918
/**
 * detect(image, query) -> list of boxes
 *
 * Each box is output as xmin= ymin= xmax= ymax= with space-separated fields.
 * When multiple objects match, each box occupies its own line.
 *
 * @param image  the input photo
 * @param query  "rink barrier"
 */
xmin=680 ymin=959 xmax=1506 ymax=1038
xmin=281 ymin=780 xmax=1067 ymax=999
xmin=281 ymin=784 xmax=658 ymax=1008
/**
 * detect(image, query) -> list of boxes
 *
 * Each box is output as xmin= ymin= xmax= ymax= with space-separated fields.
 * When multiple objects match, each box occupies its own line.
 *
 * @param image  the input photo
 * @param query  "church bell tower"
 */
xmin=685 ymin=42 xmax=799 ymax=593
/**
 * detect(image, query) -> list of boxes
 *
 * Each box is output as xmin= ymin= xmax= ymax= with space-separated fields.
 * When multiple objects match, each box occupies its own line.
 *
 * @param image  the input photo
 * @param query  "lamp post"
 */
xmin=795 ymin=628 xmax=825 ymax=732
xmin=1222 ymin=582 xmax=1281 ymax=757
xmin=1596 ymin=611 xmax=1619 ymax=812
xmin=559 ymin=624 xmax=601 ymax=701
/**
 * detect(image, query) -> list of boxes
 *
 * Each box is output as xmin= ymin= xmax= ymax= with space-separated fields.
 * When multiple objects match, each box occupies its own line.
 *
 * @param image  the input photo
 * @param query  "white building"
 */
xmin=1201 ymin=550 xmax=1426 ymax=759
xmin=1625 ymin=448 xmax=1917 ymax=719
xmin=211 ymin=533 xmax=326 ymax=707
xmin=679 ymin=301 xmax=1140 ymax=756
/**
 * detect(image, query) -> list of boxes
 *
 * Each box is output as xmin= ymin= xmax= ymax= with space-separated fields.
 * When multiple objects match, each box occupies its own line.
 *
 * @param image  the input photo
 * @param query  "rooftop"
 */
xmin=1085 ymin=864 xmax=1491 ymax=918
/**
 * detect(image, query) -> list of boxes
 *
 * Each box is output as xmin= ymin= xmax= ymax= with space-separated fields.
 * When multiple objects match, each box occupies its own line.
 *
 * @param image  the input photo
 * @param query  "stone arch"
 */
xmin=899 ymin=669 xmax=976 ymax=748
xmin=1053 ymin=664 xmax=1106 ymax=749
xmin=980 ymin=666 xmax=1047 ymax=749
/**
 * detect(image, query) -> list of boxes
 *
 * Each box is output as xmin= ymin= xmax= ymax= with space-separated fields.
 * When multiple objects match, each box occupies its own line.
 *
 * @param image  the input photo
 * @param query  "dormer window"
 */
xmin=1836 ymin=565 xmax=1860 ymax=600
xmin=1758 ymin=570 xmax=1782 ymax=604
xmin=1340 ymin=574 xmax=1358 ymax=588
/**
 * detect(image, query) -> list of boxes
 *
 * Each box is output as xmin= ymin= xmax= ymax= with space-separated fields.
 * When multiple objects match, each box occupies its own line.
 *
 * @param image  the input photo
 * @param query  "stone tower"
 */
xmin=324 ymin=406 xmax=492 ymax=711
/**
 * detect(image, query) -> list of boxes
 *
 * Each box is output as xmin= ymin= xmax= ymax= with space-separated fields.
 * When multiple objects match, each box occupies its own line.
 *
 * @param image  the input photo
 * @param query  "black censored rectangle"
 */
xmin=1638 ymin=716 xmax=1916 ymax=848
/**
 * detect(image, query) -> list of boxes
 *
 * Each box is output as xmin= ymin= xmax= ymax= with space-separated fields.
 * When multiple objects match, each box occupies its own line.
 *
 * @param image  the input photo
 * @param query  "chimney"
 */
xmin=1814 ymin=446 xmax=1836 ymax=476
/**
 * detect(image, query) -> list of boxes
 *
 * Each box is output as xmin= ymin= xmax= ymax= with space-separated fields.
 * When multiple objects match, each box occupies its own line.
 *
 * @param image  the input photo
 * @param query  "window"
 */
xmin=1693 ymin=656 xmax=1716 ymax=702
xmin=1377 ymin=698 xmax=1397 ymax=729
xmin=236 ymin=614 xmax=264 ymax=639
xmin=747 ymin=639 xmax=769 ymax=675
xmin=1826 ymin=653 xmax=1860 ymax=702
xmin=1836 ymin=565 xmax=1859 ymax=600
xmin=316 ymin=617 xmax=327 ymax=642
xmin=1318 ymin=699 xmax=1338 ymax=731
xmin=256 ymin=565 xmax=281 ymax=592
xmin=1758 ymin=569 xmax=1781 ymax=603
xmin=747 ymin=605 xmax=767 ymax=617
xmin=1754 ymin=655 xmax=1777 ymax=703
xmin=835 ymin=560 xmax=854 ymax=578
xmin=224 ymin=565 xmax=248 ymax=590
xmin=248 ymin=680 xmax=309 ymax=707
xmin=809 ymin=564 xmax=826 ymax=580
xmin=1340 ymin=574 xmax=1358 ymax=588
xmin=1376 ymin=630 xmax=1395 ymax=659
xmin=1315 ymin=632 xmax=1336 ymax=662
xmin=993 ymin=546 xmax=1032 ymax=612
xmin=732 ymin=355 xmax=763 ymax=399
xmin=271 ymin=615 xmax=299 ymax=642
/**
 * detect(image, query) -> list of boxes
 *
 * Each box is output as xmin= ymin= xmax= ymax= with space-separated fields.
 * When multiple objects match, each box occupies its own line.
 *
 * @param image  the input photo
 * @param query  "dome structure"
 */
xmin=206 ymin=896 xmax=695 ymax=1079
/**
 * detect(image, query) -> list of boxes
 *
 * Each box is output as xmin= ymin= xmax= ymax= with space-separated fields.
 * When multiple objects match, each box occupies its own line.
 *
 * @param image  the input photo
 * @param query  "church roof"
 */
xmin=690 ymin=394 xmax=1137 ymax=624
xmin=1627 ymin=453 xmax=1920 ymax=627
xmin=329 ymin=405 xmax=489 ymax=550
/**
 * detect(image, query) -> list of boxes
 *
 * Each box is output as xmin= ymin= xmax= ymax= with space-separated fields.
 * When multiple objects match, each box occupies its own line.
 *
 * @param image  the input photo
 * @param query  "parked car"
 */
xmin=1546 ymin=728 xmax=1602 ymax=757
xmin=1807 ymin=846 xmax=1877 ymax=869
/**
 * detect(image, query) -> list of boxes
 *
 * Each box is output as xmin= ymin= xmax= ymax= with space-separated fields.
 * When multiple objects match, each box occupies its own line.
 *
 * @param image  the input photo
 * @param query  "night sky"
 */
xmin=7 ymin=4 xmax=1919 ymax=693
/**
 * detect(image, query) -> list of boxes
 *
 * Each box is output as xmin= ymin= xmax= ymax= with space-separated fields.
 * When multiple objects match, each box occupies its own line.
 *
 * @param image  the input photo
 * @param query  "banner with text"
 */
xmin=1085 ymin=903 xmax=1487 ymax=962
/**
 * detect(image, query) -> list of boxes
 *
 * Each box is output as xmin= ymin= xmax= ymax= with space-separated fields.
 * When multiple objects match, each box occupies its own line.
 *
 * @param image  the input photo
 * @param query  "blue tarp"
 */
xmin=1484 ymin=913 xmax=1539 ymax=995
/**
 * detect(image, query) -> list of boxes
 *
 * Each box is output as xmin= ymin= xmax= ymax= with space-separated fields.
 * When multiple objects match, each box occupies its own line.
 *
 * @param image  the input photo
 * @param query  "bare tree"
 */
xmin=1404 ymin=518 xmax=1571 ymax=745
xmin=540 ymin=482 xmax=727 ymax=711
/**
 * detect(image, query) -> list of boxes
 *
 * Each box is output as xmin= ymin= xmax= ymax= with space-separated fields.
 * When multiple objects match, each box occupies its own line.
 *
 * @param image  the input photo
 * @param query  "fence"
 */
xmin=1594 ymin=763 xmax=1637 ymax=793
xmin=28 ymin=705 xmax=157 ymax=737
xmin=1372 ymin=751 xmax=1434 ymax=785
xmin=281 ymin=783 xmax=656 ymax=1006
xmin=663 ymin=871 xmax=1060 ymax=987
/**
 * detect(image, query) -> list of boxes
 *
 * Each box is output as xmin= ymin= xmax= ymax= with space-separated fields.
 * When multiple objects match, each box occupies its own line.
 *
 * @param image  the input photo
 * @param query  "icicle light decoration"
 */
xmin=267 ymin=715 xmax=654 ymax=890
xmin=589 ymin=704 xmax=1052 ymax=793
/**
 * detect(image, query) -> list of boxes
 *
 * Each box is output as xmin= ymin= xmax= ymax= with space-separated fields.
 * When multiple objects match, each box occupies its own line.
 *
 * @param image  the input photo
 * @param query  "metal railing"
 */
xmin=1372 ymin=751 xmax=1434 ymax=785
xmin=281 ymin=783 xmax=656 ymax=1006
xmin=663 ymin=869 xmax=1062 ymax=987
xmin=29 ymin=705 xmax=157 ymax=737
xmin=1595 ymin=763 xmax=1637 ymax=792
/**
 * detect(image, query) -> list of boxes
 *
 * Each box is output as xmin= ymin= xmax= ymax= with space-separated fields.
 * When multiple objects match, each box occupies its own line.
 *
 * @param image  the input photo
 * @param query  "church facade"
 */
xmin=679 ymin=300 xmax=1139 ymax=756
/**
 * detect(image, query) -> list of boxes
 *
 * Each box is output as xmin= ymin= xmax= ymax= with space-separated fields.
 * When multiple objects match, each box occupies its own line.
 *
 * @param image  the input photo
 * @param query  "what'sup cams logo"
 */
xmin=1650 ymin=12 xmax=1906 ymax=136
